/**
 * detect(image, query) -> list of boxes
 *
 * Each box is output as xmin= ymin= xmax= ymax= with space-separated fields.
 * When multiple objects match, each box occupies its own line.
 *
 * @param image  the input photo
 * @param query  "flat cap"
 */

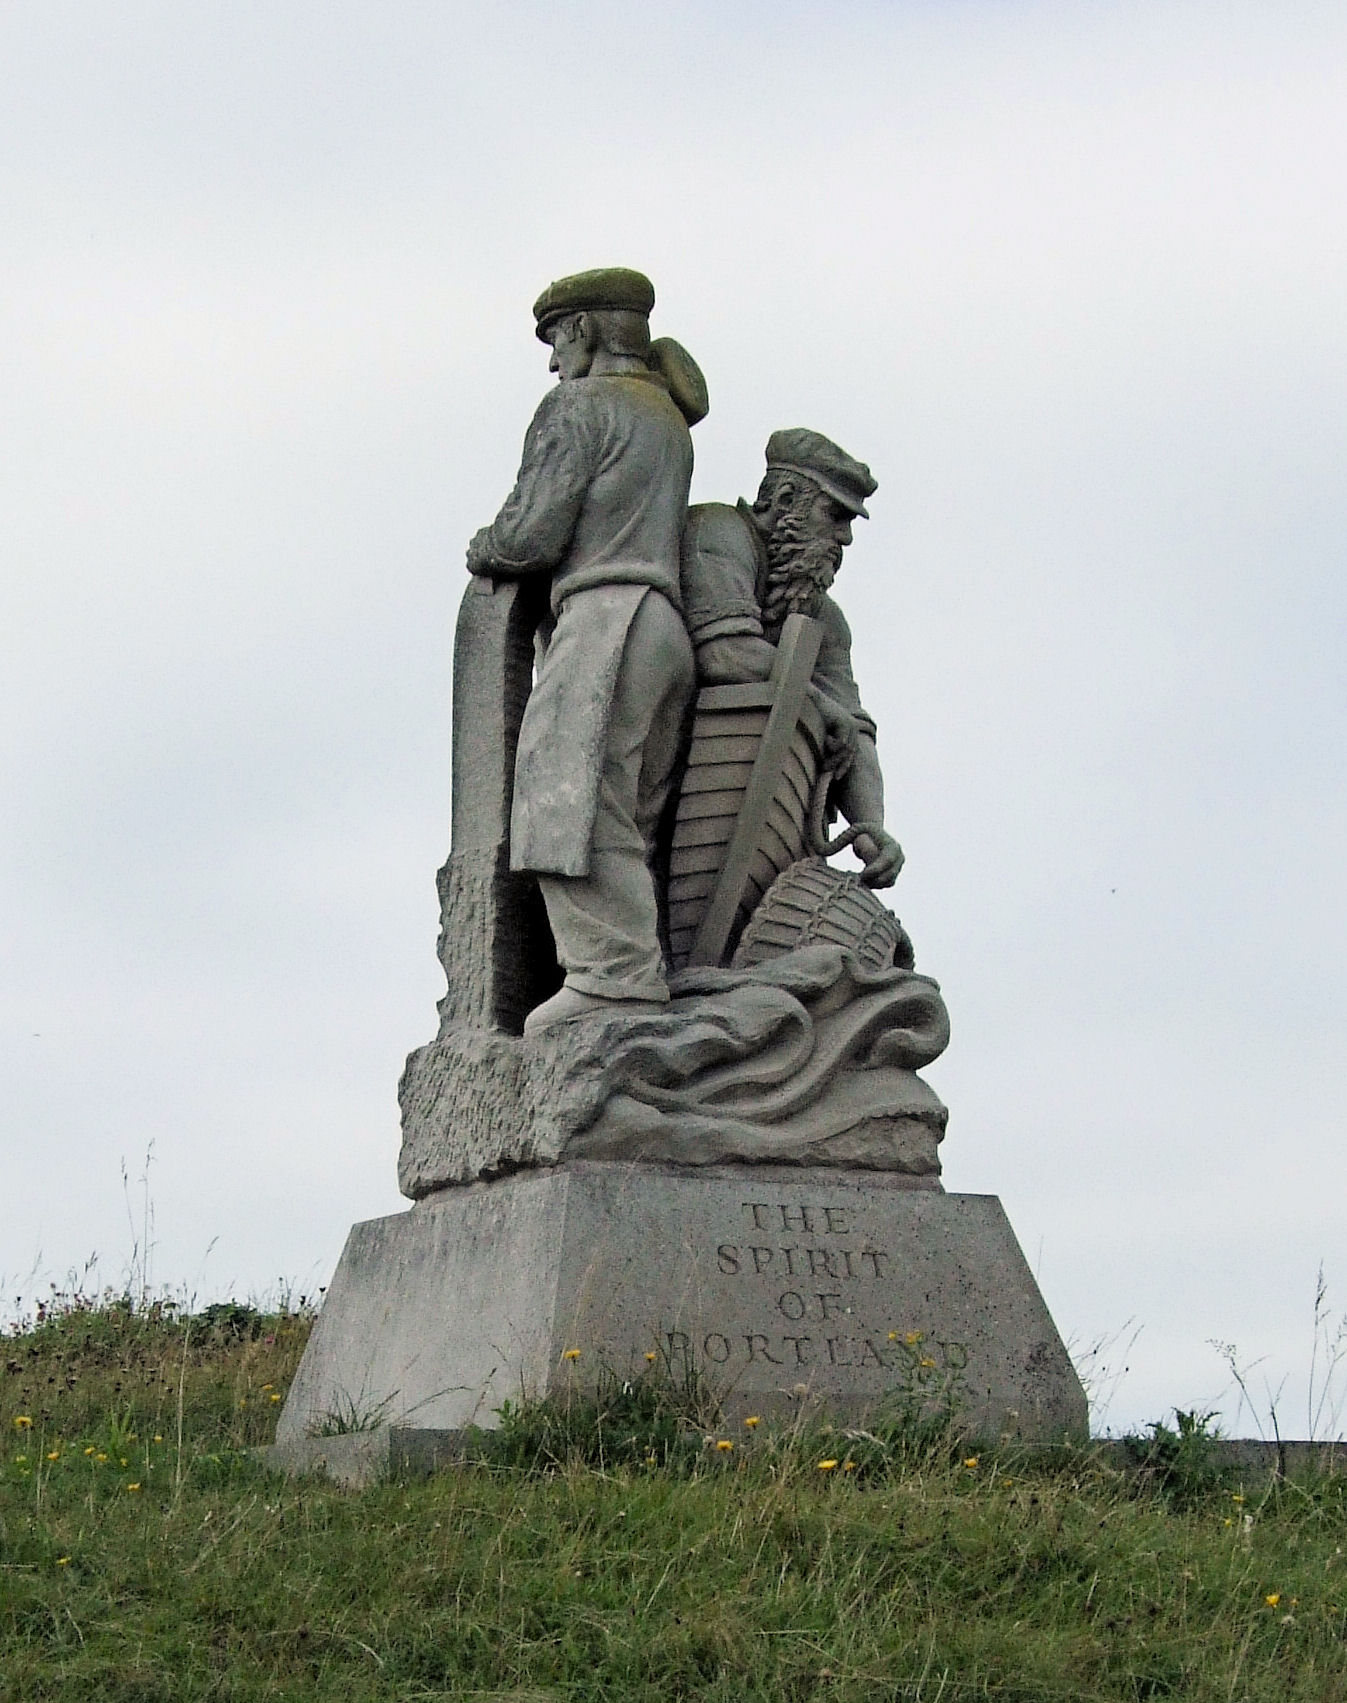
xmin=533 ymin=267 xmax=655 ymax=340
xmin=765 ymin=427 xmax=877 ymax=518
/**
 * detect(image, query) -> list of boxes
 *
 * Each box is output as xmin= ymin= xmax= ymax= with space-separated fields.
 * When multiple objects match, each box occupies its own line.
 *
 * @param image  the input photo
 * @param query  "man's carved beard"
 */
xmin=761 ymin=503 xmax=844 ymax=640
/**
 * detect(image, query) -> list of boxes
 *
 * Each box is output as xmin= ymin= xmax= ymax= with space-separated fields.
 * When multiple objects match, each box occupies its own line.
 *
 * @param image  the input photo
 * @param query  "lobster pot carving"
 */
xmin=732 ymin=858 xmax=914 ymax=972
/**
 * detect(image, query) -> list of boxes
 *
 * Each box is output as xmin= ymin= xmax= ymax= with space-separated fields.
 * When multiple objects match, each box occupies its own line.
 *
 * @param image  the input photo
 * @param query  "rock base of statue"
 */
xmin=398 ymin=945 xmax=953 ymax=1194
xmin=271 ymin=1160 xmax=1087 ymax=1481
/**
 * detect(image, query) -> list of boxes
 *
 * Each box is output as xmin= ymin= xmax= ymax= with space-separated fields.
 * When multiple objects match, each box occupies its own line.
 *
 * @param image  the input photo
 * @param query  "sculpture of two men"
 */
xmin=466 ymin=267 xmax=902 ymax=1032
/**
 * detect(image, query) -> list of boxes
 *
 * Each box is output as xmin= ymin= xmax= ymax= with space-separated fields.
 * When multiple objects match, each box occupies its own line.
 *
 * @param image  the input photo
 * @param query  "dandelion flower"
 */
xmin=1265 ymin=1593 xmax=1281 ymax=1607
xmin=270 ymin=1394 xmax=281 ymax=1403
xmin=963 ymin=1456 xmax=979 ymax=1470
xmin=56 ymin=1556 xmax=71 ymax=1567
xmin=562 ymin=1348 xmax=581 ymax=1361
xmin=261 ymin=1383 xmax=274 ymax=1392
xmin=817 ymin=1459 xmax=838 ymax=1472
xmin=13 ymin=1416 xmax=32 ymax=1430
xmin=644 ymin=1351 xmax=657 ymax=1363
xmin=843 ymin=1460 xmax=857 ymax=1472
xmin=744 ymin=1416 xmax=760 ymax=1429
xmin=716 ymin=1439 xmax=734 ymax=1453
xmin=119 ymin=1457 xmax=128 ymax=1467
xmin=95 ymin=1453 xmax=108 ymax=1464
xmin=887 ymin=1331 xmax=899 ymax=1342
xmin=84 ymin=1447 xmax=95 ymax=1456
xmin=919 ymin=1357 xmax=936 ymax=1369
xmin=126 ymin=1482 xmax=142 ymax=1493
xmin=153 ymin=1435 xmax=163 ymax=1443
xmin=46 ymin=1450 xmax=60 ymax=1461
xmin=904 ymin=1331 xmax=922 ymax=1346
xmin=1231 ymin=1492 xmax=1245 ymax=1504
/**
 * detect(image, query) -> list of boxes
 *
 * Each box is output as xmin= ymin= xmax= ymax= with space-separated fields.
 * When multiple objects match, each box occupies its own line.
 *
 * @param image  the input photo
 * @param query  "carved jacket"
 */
xmin=469 ymin=372 xmax=694 ymax=876
xmin=679 ymin=499 xmax=877 ymax=742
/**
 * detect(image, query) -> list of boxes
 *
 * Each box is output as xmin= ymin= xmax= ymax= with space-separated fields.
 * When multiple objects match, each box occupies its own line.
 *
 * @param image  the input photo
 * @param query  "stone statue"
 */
xmin=680 ymin=428 xmax=903 ymax=891
xmin=397 ymin=275 xmax=954 ymax=1185
xmin=464 ymin=267 xmax=708 ymax=1034
xmin=272 ymin=270 xmax=1088 ymax=1475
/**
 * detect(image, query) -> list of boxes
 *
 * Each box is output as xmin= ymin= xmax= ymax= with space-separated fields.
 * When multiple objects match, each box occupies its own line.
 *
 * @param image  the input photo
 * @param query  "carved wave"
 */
xmin=561 ymin=944 xmax=950 ymax=1172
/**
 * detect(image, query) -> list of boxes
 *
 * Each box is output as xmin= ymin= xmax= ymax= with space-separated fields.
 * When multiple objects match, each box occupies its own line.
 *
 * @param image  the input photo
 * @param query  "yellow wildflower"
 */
xmin=887 ymin=1331 xmax=899 ymax=1342
xmin=716 ymin=1439 xmax=734 ymax=1453
xmin=905 ymin=1331 xmax=922 ymax=1346
xmin=643 ymin=1453 xmax=657 ymax=1465
xmin=46 ymin=1450 xmax=60 ymax=1462
xmin=1231 ymin=1492 xmax=1245 ymax=1504
xmin=84 ymin=1446 xmax=95 ymax=1456
xmin=1265 ymin=1593 xmax=1281 ymax=1607
xmin=261 ymin=1383 xmax=274 ymax=1392
xmin=919 ymin=1357 xmax=936 ymax=1369
xmin=744 ymin=1415 xmax=760 ymax=1429
xmin=644 ymin=1351 xmax=657 ymax=1363
xmin=13 ymin=1416 xmax=32 ymax=1430
xmin=270 ymin=1394 xmax=281 ymax=1403
xmin=56 ymin=1557 xmax=71 ymax=1567
xmin=843 ymin=1459 xmax=857 ymax=1472
xmin=95 ymin=1453 xmax=108 ymax=1464
xmin=963 ymin=1456 xmax=979 ymax=1469
xmin=126 ymin=1482 xmax=142 ymax=1493
xmin=561 ymin=1348 xmax=581 ymax=1361
xmin=153 ymin=1435 xmax=163 ymax=1443
xmin=14 ymin=1455 xmax=26 ymax=1465
xmin=817 ymin=1459 xmax=838 ymax=1472
xmin=119 ymin=1457 xmax=128 ymax=1467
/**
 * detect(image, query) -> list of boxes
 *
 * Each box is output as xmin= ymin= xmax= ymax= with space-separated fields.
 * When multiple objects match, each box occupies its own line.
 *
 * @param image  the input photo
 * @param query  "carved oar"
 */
xmin=686 ymin=612 xmax=823 ymax=968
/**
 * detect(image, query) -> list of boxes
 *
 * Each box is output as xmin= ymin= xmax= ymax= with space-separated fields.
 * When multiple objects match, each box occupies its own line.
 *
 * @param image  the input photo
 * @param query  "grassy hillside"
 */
xmin=3 ymin=1296 xmax=1346 ymax=1701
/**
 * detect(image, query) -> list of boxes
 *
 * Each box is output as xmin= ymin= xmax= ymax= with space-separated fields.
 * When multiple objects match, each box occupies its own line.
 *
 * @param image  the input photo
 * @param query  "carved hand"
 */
xmin=465 ymin=526 xmax=496 ymax=575
xmin=851 ymin=827 xmax=904 ymax=888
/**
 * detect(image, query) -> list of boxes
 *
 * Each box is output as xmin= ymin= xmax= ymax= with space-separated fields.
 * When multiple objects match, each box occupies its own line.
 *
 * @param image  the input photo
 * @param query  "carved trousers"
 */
xmin=538 ymin=588 xmax=695 ymax=1001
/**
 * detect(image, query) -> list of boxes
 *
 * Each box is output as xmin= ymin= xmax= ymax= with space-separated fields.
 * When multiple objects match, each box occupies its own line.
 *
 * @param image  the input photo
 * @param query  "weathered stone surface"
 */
xmin=275 ymin=1162 xmax=1087 ymax=1461
xmin=438 ymin=573 xmax=557 ymax=1036
xmin=398 ymin=945 xmax=949 ymax=1197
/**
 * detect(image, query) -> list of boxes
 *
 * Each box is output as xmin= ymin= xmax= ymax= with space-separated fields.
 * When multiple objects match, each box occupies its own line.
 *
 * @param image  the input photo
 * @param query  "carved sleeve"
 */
xmin=472 ymin=387 xmax=600 ymax=574
xmin=814 ymin=597 xmax=878 ymax=741
xmin=680 ymin=505 xmax=765 ymax=646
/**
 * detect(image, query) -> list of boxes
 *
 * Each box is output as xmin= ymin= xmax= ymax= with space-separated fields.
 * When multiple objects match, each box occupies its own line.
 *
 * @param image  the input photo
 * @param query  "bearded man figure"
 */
xmin=679 ymin=428 xmax=904 ymax=888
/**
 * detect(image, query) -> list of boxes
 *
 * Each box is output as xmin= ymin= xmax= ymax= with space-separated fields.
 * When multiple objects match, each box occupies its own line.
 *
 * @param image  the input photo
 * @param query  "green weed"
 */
xmin=1122 ymin=1407 xmax=1232 ymax=1507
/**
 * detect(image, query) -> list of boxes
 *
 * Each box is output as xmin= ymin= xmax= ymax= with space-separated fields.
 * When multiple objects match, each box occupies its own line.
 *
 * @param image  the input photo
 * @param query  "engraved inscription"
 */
xmin=656 ymin=1195 xmax=946 ymax=1383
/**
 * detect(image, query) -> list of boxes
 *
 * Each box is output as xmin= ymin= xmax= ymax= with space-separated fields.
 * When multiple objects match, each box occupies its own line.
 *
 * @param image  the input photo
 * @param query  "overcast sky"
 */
xmin=3 ymin=0 xmax=1345 ymax=1436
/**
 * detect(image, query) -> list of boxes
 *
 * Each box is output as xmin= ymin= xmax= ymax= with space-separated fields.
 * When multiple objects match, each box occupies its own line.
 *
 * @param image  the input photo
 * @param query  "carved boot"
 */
xmin=522 ymin=984 xmax=658 ymax=1035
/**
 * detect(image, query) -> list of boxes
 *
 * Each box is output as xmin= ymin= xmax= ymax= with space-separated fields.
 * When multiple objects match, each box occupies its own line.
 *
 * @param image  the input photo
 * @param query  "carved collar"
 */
xmin=736 ymin=496 xmax=770 ymax=577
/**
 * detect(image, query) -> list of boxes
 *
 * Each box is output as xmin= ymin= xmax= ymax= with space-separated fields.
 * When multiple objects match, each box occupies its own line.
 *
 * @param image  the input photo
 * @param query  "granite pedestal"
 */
xmin=273 ymin=1161 xmax=1086 ymax=1477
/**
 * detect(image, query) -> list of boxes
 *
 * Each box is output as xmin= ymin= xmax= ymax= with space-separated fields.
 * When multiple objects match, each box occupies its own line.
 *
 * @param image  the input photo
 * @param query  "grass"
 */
xmin=4 ymin=1297 xmax=1347 ymax=1700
